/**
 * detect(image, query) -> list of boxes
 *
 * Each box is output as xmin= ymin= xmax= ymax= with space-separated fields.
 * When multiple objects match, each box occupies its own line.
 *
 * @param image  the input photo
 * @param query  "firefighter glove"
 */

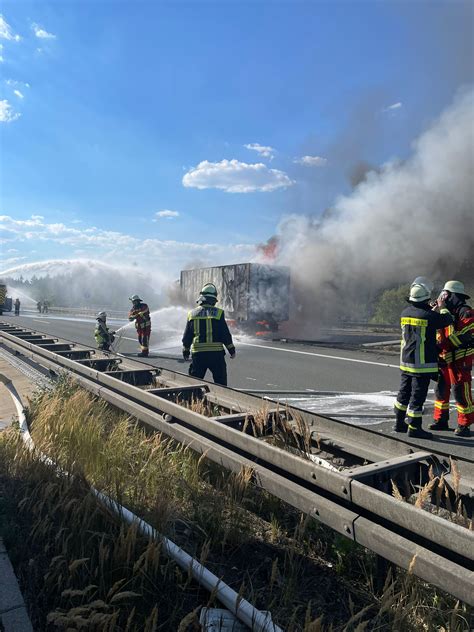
xmin=182 ymin=348 xmax=190 ymax=360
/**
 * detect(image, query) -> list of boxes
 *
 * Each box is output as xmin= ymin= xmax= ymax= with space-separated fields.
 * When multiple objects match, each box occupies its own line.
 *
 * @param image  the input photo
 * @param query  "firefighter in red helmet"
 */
xmin=429 ymin=281 xmax=474 ymax=437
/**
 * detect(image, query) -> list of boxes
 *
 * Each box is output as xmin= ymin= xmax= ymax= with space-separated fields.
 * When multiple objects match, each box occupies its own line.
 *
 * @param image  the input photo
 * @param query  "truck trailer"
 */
xmin=180 ymin=263 xmax=290 ymax=332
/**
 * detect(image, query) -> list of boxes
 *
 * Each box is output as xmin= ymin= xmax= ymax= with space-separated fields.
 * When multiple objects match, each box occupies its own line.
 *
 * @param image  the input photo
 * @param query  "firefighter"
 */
xmin=94 ymin=312 xmax=115 ymax=351
xmin=128 ymin=295 xmax=151 ymax=357
xmin=394 ymin=282 xmax=453 ymax=438
xmin=37 ymin=301 xmax=42 ymax=313
xmin=14 ymin=298 xmax=20 ymax=316
xmin=182 ymin=283 xmax=236 ymax=386
xmin=429 ymin=281 xmax=474 ymax=437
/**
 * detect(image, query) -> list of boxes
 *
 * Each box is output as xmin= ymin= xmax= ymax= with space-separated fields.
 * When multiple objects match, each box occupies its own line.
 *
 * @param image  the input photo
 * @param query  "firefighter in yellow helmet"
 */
xmin=182 ymin=283 xmax=235 ymax=385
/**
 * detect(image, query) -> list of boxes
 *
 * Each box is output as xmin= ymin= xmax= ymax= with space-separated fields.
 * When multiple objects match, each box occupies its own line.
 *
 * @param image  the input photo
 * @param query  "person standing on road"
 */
xmin=94 ymin=312 xmax=115 ymax=351
xmin=128 ymin=295 xmax=151 ymax=357
xmin=182 ymin=283 xmax=235 ymax=386
xmin=14 ymin=298 xmax=20 ymax=316
xmin=394 ymin=281 xmax=453 ymax=439
xmin=429 ymin=281 xmax=474 ymax=437
xmin=37 ymin=301 xmax=42 ymax=313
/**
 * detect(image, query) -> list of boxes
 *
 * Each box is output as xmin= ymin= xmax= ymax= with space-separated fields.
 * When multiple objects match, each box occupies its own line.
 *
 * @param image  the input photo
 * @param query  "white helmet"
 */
xmin=409 ymin=284 xmax=431 ymax=303
xmin=97 ymin=311 xmax=107 ymax=321
xmin=129 ymin=294 xmax=141 ymax=302
xmin=411 ymin=276 xmax=434 ymax=294
xmin=443 ymin=280 xmax=470 ymax=299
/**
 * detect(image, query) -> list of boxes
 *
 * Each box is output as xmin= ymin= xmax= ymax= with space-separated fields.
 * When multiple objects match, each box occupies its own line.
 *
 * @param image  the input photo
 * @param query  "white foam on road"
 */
xmin=276 ymin=389 xmax=445 ymax=426
xmin=238 ymin=341 xmax=399 ymax=369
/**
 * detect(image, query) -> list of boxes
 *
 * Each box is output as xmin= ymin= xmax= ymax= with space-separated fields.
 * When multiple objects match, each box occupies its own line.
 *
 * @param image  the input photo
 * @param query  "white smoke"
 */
xmin=275 ymin=89 xmax=474 ymax=324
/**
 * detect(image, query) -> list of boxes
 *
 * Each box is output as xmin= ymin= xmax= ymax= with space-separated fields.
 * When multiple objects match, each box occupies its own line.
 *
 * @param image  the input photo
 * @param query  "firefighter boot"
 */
xmin=454 ymin=425 xmax=471 ymax=438
xmin=137 ymin=350 xmax=149 ymax=357
xmin=393 ymin=409 xmax=408 ymax=433
xmin=428 ymin=419 xmax=450 ymax=431
xmin=407 ymin=421 xmax=432 ymax=440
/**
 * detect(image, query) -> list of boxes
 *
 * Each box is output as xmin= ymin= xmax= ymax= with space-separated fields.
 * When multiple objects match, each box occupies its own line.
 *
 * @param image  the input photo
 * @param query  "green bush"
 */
xmin=371 ymin=285 xmax=409 ymax=325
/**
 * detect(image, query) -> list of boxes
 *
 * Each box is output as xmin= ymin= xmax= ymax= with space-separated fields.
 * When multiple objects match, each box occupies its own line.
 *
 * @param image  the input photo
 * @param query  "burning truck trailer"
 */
xmin=180 ymin=263 xmax=290 ymax=336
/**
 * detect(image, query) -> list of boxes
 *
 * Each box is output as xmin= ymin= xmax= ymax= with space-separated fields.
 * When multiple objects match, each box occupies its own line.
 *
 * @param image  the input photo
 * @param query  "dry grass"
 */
xmin=391 ymin=459 xmax=472 ymax=530
xmin=0 ymin=377 xmax=471 ymax=631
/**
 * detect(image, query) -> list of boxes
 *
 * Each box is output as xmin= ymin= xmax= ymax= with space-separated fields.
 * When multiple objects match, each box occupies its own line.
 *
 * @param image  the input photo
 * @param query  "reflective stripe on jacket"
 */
xmin=399 ymin=304 xmax=452 ymax=374
xmin=182 ymin=304 xmax=235 ymax=354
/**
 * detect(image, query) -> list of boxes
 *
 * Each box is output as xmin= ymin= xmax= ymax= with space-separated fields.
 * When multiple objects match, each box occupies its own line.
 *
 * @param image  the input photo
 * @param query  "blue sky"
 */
xmin=0 ymin=0 xmax=473 ymax=277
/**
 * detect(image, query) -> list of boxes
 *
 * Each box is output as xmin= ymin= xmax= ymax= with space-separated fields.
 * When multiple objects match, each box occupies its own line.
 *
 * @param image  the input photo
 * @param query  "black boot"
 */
xmin=407 ymin=424 xmax=432 ymax=439
xmin=454 ymin=425 xmax=471 ymax=437
xmin=428 ymin=419 xmax=450 ymax=431
xmin=137 ymin=350 xmax=149 ymax=357
xmin=393 ymin=408 xmax=408 ymax=432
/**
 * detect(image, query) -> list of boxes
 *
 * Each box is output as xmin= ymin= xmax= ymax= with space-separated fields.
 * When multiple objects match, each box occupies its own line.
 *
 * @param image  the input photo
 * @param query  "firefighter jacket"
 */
xmin=94 ymin=321 xmax=113 ymax=346
xmin=399 ymin=303 xmax=453 ymax=374
xmin=128 ymin=303 xmax=151 ymax=333
xmin=437 ymin=303 xmax=474 ymax=367
xmin=182 ymin=303 xmax=235 ymax=355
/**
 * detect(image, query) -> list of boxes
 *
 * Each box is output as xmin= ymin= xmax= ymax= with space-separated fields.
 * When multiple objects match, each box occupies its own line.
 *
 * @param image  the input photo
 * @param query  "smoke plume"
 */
xmin=274 ymin=89 xmax=474 ymax=329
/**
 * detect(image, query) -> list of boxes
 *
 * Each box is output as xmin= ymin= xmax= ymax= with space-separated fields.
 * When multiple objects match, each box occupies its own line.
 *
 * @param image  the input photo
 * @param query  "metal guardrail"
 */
xmin=31 ymin=306 xmax=129 ymax=319
xmin=0 ymin=321 xmax=473 ymax=605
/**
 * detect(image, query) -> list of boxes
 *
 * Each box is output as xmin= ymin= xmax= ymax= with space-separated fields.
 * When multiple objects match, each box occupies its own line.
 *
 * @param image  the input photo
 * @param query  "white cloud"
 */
xmin=0 ymin=215 xmax=257 ymax=274
xmin=13 ymin=89 xmax=23 ymax=99
xmin=384 ymin=102 xmax=402 ymax=112
xmin=31 ymin=23 xmax=56 ymax=39
xmin=0 ymin=15 xmax=21 ymax=41
xmin=244 ymin=143 xmax=275 ymax=159
xmin=0 ymin=99 xmax=20 ymax=122
xmin=294 ymin=155 xmax=328 ymax=167
xmin=154 ymin=210 xmax=180 ymax=220
xmin=182 ymin=159 xmax=294 ymax=193
xmin=6 ymin=79 xmax=30 ymax=89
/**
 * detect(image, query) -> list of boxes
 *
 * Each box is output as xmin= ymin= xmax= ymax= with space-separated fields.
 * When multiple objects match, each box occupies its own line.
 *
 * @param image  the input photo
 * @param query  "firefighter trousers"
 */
xmin=394 ymin=372 xmax=432 ymax=427
xmin=434 ymin=362 xmax=474 ymax=427
xmin=189 ymin=351 xmax=227 ymax=386
xmin=137 ymin=328 xmax=150 ymax=353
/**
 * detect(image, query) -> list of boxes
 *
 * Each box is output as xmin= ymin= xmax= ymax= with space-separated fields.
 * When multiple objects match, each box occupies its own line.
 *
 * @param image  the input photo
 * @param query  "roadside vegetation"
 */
xmin=0 ymin=378 xmax=471 ymax=631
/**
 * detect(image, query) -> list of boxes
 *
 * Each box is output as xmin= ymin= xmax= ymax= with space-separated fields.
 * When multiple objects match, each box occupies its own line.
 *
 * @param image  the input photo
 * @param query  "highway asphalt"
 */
xmin=7 ymin=311 xmax=400 ymax=393
xmin=2 ymin=310 xmax=473 ymax=459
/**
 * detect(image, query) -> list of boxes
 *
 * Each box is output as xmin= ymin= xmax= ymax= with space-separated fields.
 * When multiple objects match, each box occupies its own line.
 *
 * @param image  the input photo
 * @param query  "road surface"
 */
xmin=2 ymin=310 xmax=473 ymax=459
xmin=7 ymin=311 xmax=399 ymax=392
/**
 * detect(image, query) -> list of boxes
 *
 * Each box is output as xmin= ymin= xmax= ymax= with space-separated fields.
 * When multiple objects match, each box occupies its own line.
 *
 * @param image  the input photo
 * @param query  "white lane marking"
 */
xmin=33 ymin=319 xmax=50 ymax=323
xmin=246 ymin=377 xmax=257 ymax=381
xmin=238 ymin=341 xmax=399 ymax=369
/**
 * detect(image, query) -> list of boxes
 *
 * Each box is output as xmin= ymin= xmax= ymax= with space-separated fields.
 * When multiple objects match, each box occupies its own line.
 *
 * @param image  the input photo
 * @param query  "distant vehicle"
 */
xmin=0 ymin=283 xmax=12 ymax=315
xmin=180 ymin=263 xmax=290 ymax=333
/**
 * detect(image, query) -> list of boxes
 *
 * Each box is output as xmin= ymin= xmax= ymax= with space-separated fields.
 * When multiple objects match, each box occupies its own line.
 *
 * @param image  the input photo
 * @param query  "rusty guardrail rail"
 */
xmin=1 ymin=321 xmax=473 ymax=605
